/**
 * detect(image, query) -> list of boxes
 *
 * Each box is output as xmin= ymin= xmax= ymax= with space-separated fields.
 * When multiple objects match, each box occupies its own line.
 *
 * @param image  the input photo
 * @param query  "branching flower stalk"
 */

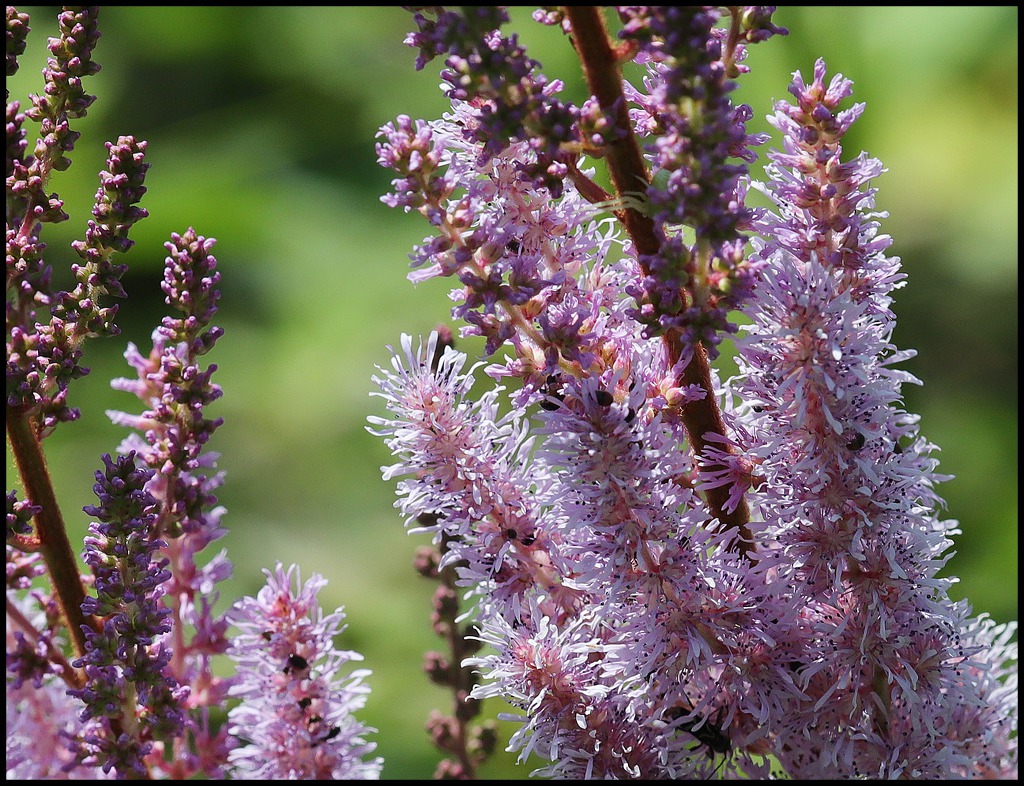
xmin=6 ymin=7 xmax=380 ymax=779
xmin=5 ymin=4 xmax=1016 ymax=780
xmin=373 ymin=5 xmax=1017 ymax=779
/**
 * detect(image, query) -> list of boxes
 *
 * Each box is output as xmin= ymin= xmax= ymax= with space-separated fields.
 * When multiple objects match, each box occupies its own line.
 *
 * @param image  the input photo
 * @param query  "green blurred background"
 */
xmin=7 ymin=7 xmax=1017 ymax=779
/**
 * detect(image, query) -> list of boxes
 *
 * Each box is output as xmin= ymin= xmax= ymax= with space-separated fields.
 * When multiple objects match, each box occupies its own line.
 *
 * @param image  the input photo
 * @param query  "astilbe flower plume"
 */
xmin=373 ymin=7 xmax=1017 ymax=779
xmin=70 ymin=452 xmax=186 ymax=777
xmin=225 ymin=563 xmax=383 ymax=780
xmin=6 ymin=6 xmax=157 ymax=725
xmin=721 ymin=58 xmax=1018 ymax=778
xmin=105 ymin=228 xmax=234 ymax=778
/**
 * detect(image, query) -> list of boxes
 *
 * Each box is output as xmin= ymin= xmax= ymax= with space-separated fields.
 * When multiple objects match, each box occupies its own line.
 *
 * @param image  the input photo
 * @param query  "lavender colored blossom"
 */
xmin=6 ymin=665 xmax=110 ymax=780
xmin=405 ymin=6 xmax=579 ymax=197
xmin=373 ymin=11 xmax=1017 ymax=780
xmin=105 ymin=228 xmax=233 ymax=778
xmin=370 ymin=331 xmax=784 ymax=778
xmin=225 ymin=563 xmax=382 ymax=780
xmin=722 ymin=57 xmax=1018 ymax=778
xmin=70 ymin=452 xmax=186 ymax=778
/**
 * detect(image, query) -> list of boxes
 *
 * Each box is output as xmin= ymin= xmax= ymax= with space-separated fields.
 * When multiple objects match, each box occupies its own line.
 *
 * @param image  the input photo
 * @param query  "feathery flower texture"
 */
xmin=5 ymin=5 xmax=1015 ymax=780
xmin=374 ymin=7 xmax=1017 ymax=779
xmin=226 ymin=564 xmax=383 ymax=780
xmin=7 ymin=8 xmax=380 ymax=778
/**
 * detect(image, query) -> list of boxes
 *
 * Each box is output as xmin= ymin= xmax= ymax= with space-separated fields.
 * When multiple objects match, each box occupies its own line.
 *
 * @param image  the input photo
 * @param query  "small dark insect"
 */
xmin=312 ymin=725 xmax=341 ymax=747
xmin=594 ymin=389 xmax=614 ymax=407
xmin=539 ymin=373 xmax=565 ymax=411
xmin=261 ymin=631 xmax=273 ymax=642
xmin=520 ymin=533 xmax=536 ymax=546
xmin=666 ymin=703 xmax=732 ymax=757
xmin=284 ymin=653 xmax=309 ymax=673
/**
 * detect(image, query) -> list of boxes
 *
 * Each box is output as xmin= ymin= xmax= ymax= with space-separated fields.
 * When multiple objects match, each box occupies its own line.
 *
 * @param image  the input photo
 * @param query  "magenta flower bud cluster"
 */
xmin=6 ymin=9 xmax=147 ymax=436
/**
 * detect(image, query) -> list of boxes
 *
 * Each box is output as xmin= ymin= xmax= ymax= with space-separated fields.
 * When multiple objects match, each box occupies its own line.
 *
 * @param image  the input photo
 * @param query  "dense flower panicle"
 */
xmin=108 ymin=229 xmax=225 ymax=538
xmin=104 ymin=228 xmax=232 ymax=777
xmin=405 ymin=6 xmax=579 ymax=197
xmin=225 ymin=563 xmax=382 ymax=780
xmin=6 ymin=8 xmax=145 ymax=438
xmin=68 ymin=452 xmax=186 ymax=778
xmin=374 ymin=10 xmax=1017 ymax=780
xmin=725 ymin=58 xmax=1018 ymax=778
xmin=370 ymin=331 xmax=799 ymax=778
xmin=617 ymin=6 xmax=778 ymax=356
xmin=6 ymin=136 xmax=150 ymax=436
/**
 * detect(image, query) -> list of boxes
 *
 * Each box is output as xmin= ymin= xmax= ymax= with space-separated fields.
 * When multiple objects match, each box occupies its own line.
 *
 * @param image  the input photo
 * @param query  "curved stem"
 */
xmin=6 ymin=596 xmax=85 ymax=689
xmin=6 ymin=406 xmax=97 ymax=658
xmin=564 ymin=6 xmax=753 ymax=554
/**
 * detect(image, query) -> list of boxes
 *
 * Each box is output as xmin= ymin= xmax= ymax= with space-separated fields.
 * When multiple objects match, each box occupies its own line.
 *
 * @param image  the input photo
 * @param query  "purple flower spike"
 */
xmin=70 ymin=452 xmax=186 ymax=777
xmin=226 ymin=563 xmax=383 ymax=780
xmin=104 ymin=228 xmax=232 ymax=778
xmin=727 ymin=59 xmax=1019 ymax=778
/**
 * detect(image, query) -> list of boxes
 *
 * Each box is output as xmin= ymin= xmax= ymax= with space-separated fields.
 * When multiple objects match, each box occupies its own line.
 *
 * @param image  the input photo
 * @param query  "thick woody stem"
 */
xmin=564 ymin=7 xmax=753 ymax=553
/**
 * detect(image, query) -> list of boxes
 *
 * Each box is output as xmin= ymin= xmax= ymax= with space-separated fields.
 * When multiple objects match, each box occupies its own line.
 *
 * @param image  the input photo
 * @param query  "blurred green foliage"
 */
xmin=7 ymin=7 xmax=1016 ymax=779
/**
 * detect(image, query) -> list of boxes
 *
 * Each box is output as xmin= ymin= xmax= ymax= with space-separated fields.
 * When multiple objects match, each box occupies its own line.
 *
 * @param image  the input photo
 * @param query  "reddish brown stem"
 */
xmin=6 ymin=596 xmax=85 ymax=689
xmin=6 ymin=407 xmax=97 ymax=658
xmin=564 ymin=7 xmax=753 ymax=553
